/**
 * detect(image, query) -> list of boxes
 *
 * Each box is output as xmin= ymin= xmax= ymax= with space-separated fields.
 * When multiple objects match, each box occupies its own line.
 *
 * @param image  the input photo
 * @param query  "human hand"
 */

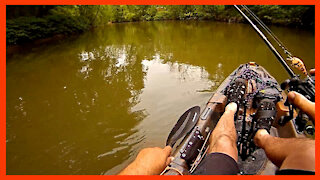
xmin=309 ymin=69 xmax=315 ymax=76
xmin=287 ymin=91 xmax=315 ymax=121
xmin=119 ymin=146 xmax=173 ymax=175
xmin=224 ymin=102 xmax=238 ymax=115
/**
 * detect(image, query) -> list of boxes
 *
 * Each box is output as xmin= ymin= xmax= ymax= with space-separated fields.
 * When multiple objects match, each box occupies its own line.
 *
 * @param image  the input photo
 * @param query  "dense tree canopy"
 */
xmin=6 ymin=5 xmax=315 ymax=45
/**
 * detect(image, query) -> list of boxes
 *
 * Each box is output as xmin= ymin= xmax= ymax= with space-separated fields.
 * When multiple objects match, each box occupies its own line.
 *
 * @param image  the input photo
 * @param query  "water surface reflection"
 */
xmin=6 ymin=21 xmax=314 ymax=175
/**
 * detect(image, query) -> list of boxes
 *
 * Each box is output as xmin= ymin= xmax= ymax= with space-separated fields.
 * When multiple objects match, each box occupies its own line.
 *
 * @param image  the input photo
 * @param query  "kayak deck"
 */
xmin=164 ymin=62 xmax=301 ymax=175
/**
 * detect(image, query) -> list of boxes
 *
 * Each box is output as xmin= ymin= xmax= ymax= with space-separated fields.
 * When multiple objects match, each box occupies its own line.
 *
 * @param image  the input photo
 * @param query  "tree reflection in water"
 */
xmin=6 ymin=21 xmax=314 ymax=175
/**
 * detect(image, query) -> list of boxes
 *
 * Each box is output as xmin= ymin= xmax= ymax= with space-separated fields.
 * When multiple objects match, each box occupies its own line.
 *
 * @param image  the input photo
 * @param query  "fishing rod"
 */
xmin=234 ymin=5 xmax=315 ymax=133
xmin=235 ymin=5 xmax=313 ymax=78
xmin=240 ymin=5 xmax=293 ymax=58
xmin=161 ymin=7 xmax=315 ymax=174
xmin=239 ymin=5 xmax=312 ymax=78
xmin=234 ymin=5 xmax=295 ymax=78
xmin=234 ymin=5 xmax=314 ymax=102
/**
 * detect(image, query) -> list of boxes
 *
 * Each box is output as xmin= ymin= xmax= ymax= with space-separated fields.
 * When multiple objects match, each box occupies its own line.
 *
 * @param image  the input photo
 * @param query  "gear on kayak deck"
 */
xmin=223 ymin=64 xmax=282 ymax=174
xmin=225 ymin=78 xmax=247 ymax=121
xmin=163 ymin=5 xmax=314 ymax=176
xmin=162 ymin=63 xmax=301 ymax=175
xmin=225 ymin=78 xmax=246 ymax=106
xmin=253 ymin=99 xmax=277 ymax=134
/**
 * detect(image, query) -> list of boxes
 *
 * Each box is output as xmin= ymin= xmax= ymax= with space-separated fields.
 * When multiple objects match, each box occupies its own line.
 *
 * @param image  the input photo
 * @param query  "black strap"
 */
xmin=276 ymin=169 xmax=315 ymax=175
xmin=255 ymin=109 xmax=277 ymax=119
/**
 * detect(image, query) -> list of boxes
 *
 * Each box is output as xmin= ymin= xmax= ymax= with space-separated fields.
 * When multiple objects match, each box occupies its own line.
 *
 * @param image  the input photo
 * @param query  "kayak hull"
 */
xmin=163 ymin=62 xmax=299 ymax=175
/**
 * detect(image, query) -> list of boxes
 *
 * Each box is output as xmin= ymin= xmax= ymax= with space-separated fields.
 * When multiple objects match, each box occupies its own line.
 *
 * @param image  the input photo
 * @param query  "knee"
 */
xmin=253 ymin=129 xmax=270 ymax=148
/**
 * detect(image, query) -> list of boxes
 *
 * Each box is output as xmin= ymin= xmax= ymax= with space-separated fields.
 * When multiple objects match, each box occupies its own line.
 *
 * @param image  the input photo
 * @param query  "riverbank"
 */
xmin=6 ymin=5 xmax=314 ymax=47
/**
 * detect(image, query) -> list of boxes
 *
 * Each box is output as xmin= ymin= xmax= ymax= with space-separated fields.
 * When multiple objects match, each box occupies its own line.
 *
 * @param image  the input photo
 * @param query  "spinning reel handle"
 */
xmin=279 ymin=75 xmax=315 ymax=134
xmin=280 ymin=76 xmax=315 ymax=102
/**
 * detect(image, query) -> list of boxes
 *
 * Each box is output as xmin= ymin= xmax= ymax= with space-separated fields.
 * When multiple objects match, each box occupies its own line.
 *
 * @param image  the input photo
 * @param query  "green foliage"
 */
xmin=194 ymin=5 xmax=213 ymax=19
xmin=154 ymin=10 xmax=172 ymax=20
xmin=144 ymin=6 xmax=157 ymax=21
xmin=6 ymin=5 xmax=314 ymax=45
xmin=285 ymin=5 xmax=315 ymax=27
xmin=6 ymin=12 xmax=89 ymax=45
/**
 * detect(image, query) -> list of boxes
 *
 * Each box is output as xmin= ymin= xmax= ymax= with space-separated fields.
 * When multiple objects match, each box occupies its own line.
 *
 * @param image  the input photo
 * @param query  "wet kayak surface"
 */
xmin=6 ymin=21 xmax=314 ymax=174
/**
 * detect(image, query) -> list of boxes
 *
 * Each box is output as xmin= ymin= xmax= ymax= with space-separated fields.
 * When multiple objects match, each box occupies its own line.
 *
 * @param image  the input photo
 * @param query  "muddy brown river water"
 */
xmin=6 ymin=21 xmax=314 ymax=174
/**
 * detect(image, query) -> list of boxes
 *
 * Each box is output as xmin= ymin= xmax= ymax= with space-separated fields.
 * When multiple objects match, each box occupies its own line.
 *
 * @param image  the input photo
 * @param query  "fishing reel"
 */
xmin=281 ymin=76 xmax=315 ymax=102
xmin=279 ymin=75 xmax=315 ymax=136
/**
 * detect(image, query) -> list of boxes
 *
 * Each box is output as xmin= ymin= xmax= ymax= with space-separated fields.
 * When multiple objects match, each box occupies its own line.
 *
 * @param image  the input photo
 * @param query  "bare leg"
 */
xmin=254 ymin=129 xmax=315 ymax=171
xmin=208 ymin=103 xmax=238 ymax=161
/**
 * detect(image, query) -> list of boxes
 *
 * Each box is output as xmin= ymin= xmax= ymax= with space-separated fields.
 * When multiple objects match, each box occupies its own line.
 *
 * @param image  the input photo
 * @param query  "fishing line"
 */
xmin=234 ymin=5 xmax=295 ymax=77
xmin=240 ymin=5 xmax=293 ymax=58
xmin=236 ymin=5 xmax=313 ymax=81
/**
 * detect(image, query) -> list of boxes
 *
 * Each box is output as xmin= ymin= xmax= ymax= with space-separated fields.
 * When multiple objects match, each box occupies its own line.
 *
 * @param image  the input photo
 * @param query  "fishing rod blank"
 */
xmin=234 ymin=5 xmax=295 ymax=78
xmin=238 ymin=5 xmax=313 ymax=81
xmin=240 ymin=5 xmax=293 ymax=57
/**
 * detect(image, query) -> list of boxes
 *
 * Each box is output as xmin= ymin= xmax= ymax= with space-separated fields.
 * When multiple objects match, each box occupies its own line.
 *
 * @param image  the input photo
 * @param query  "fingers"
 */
xmin=165 ymin=157 xmax=174 ymax=166
xmin=163 ymin=146 xmax=173 ymax=167
xmin=225 ymin=102 xmax=238 ymax=114
xmin=163 ymin=146 xmax=173 ymax=166
xmin=309 ymin=69 xmax=315 ymax=76
xmin=163 ymin=146 xmax=172 ymax=157
xmin=288 ymin=91 xmax=315 ymax=120
xmin=215 ymin=102 xmax=237 ymax=124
